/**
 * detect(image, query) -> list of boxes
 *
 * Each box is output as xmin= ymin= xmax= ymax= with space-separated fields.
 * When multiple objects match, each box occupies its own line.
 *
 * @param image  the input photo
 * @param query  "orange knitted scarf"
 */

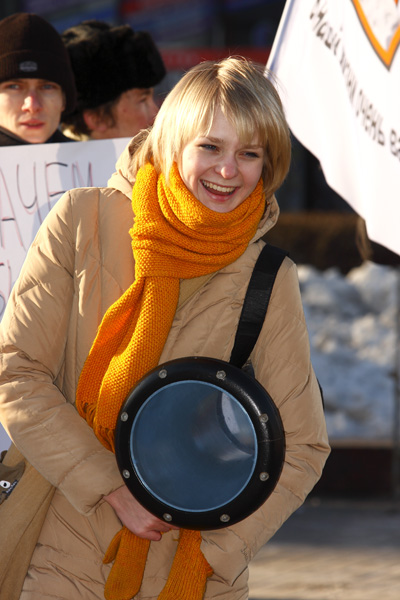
xmin=76 ymin=162 xmax=265 ymax=600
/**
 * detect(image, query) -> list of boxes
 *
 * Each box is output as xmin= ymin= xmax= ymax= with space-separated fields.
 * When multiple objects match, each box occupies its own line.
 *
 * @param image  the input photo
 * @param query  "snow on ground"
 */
xmin=299 ymin=261 xmax=398 ymax=442
xmin=1 ymin=260 xmax=398 ymax=451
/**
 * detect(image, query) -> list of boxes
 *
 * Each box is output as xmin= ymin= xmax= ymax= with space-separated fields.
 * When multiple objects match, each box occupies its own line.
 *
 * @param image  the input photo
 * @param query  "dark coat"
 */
xmin=0 ymin=125 xmax=74 ymax=146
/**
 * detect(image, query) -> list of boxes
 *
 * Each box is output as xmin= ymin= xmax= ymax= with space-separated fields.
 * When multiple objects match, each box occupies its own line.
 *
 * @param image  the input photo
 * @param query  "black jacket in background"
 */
xmin=0 ymin=125 xmax=74 ymax=146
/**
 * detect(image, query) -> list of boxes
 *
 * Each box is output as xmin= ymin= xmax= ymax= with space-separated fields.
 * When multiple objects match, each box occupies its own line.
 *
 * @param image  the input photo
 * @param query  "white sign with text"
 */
xmin=0 ymin=137 xmax=130 ymax=319
xmin=0 ymin=137 xmax=130 ymax=450
xmin=268 ymin=0 xmax=400 ymax=255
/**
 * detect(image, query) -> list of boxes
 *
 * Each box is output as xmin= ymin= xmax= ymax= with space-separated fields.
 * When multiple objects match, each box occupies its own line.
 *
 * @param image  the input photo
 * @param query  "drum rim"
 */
xmin=115 ymin=356 xmax=285 ymax=530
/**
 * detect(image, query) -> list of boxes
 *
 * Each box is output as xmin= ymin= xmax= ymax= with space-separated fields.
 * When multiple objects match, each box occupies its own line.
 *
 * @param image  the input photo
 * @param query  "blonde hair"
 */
xmin=131 ymin=57 xmax=291 ymax=200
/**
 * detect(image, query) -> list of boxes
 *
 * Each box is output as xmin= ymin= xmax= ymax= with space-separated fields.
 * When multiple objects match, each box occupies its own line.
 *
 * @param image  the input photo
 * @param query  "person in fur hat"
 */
xmin=0 ymin=12 xmax=76 ymax=146
xmin=61 ymin=20 xmax=166 ymax=141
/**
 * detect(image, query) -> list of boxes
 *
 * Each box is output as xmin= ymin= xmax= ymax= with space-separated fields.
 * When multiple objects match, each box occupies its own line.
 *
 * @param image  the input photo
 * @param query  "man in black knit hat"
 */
xmin=0 ymin=13 xmax=77 ymax=146
xmin=61 ymin=20 xmax=166 ymax=141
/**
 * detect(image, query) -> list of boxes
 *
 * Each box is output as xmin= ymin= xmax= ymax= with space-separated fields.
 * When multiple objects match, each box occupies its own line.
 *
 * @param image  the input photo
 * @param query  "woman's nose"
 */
xmin=217 ymin=156 xmax=238 ymax=179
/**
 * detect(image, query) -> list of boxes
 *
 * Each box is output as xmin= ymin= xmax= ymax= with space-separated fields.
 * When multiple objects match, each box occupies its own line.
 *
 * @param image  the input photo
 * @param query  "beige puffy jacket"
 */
xmin=0 ymin=141 xmax=330 ymax=600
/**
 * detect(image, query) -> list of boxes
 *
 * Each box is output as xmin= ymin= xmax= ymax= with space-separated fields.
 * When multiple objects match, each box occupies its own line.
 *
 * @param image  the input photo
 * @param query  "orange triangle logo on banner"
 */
xmin=351 ymin=0 xmax=400 ymax=69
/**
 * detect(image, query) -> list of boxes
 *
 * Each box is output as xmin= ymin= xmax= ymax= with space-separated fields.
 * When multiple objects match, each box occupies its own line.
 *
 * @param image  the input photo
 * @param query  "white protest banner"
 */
xmin=267 ymin=0 xmax=400 ymax=255
xmin=0 ymin=137 xmax=130 ymax=450
xmin=0 ymin=137 xmax=130 ymax=318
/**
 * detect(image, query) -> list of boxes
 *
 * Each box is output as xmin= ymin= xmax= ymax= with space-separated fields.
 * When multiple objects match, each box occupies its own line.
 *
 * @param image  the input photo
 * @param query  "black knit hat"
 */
xmin=0 ymin=13 xmax=77 ymax=115
xmin=62 ymin=20 xmax=166 ymax=112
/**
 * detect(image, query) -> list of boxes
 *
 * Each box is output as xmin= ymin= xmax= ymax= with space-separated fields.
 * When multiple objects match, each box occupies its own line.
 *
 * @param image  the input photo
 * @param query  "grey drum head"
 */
xmin=115 ymin=357 xmax=285 ymax=530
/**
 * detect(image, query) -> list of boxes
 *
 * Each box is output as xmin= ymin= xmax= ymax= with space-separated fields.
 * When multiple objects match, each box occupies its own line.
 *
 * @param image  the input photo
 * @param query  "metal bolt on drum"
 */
xmin=219 ymin=514 xmax=230 ymax=523
xmin=163 ymin=513 xmax=173 ymax=522
xmin=115 ymin=357 xmax=285 ymax=530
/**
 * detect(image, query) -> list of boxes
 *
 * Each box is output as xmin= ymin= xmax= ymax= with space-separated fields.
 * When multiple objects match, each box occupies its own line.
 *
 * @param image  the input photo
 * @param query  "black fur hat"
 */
xmin=0 ymin=13 xmax=77 ymax=115
xmin=62 ymin=20 xmax=166 ymax=112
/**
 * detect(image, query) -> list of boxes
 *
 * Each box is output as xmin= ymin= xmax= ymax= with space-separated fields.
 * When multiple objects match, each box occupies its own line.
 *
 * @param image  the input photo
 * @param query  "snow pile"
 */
xmin=299 ymin=261 xmax=398 ymax=442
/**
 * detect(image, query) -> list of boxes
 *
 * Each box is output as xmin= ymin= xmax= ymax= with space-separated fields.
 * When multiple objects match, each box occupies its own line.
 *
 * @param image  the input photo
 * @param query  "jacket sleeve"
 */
xmin=0 ymin=190 xmax=124 ymax=515
xmin=201 ymin=256 xmax=330 ymax=586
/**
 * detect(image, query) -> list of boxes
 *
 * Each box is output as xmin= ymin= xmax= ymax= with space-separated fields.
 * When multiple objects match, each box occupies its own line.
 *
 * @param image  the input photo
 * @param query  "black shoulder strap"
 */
xmin=229 ymin=243 xmax=288 ymax=369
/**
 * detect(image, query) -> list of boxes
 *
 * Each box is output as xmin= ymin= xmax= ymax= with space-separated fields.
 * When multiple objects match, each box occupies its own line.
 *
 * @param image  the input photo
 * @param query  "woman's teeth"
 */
xmin=202 ymin=180 xmax=235 ymax=194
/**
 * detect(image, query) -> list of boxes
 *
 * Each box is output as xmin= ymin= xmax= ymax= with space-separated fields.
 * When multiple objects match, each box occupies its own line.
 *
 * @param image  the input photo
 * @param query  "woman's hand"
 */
xmin=104 ymin=485 xmax=179 ymax=541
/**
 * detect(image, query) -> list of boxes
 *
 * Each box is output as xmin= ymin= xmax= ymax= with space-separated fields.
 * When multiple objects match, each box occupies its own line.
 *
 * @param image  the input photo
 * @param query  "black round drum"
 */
xmin=115 ymin=357 xmax=285 ymax=530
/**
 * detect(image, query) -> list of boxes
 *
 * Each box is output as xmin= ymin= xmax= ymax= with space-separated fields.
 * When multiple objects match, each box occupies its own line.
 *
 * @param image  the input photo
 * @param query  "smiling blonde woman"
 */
xmin=0 ymin=57 xmax=330 ymax=600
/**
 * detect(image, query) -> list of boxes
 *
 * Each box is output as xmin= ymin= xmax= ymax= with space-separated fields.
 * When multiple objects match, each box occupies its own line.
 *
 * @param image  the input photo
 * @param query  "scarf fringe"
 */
xmin=95 ymin=425 xmax=115 ymax=453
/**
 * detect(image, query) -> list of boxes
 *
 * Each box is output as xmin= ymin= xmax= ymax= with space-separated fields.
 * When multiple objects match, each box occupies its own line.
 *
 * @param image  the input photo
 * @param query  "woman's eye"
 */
xmin=243 ymin=151 xmax=261 ymax=158
xmin=200 ymin=144 xmax=217 ymax=151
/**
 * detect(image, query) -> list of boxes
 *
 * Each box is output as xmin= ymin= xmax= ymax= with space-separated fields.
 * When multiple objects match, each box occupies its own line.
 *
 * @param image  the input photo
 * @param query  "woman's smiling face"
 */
xmin=178 ymin=108 xmax=264 ymax=213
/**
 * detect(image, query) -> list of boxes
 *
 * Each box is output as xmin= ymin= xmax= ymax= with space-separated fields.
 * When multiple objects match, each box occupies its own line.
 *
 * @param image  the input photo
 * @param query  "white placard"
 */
xmin=0 ymin=136 xmax=130 ymax=451
xmin=0 ymin=137 xmax=130 ymax=318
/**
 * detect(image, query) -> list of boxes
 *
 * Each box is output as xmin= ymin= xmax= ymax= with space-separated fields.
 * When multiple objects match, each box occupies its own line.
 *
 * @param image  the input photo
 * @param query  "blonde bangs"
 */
xmin=131 ymin=57 xmax=291 ymax=198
